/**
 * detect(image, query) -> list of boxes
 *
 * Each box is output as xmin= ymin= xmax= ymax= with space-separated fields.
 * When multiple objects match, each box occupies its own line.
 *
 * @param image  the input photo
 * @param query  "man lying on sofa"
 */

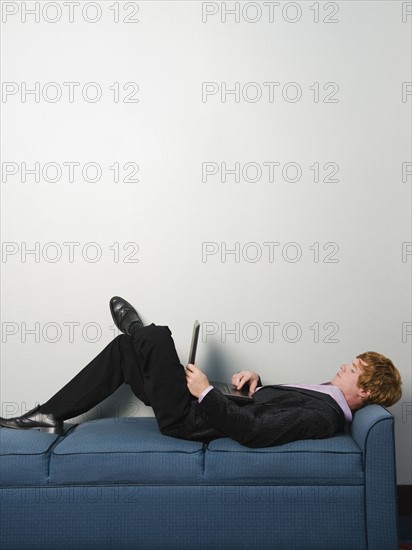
xmin=0 ymin=297 xmax=403 ymax=448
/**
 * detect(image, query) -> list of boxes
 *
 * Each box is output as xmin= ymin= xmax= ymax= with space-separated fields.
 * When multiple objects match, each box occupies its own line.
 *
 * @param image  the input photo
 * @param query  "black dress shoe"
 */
xmin=0 ymin=405 xmax=63 ymax=435
xmin=110 ymin=296 xmax=143 ymax=336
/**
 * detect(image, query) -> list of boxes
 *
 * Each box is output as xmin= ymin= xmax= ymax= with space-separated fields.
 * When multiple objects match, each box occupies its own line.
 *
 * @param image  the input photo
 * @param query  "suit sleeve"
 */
xmin=199 ymin=388 xmax=334 ymax=448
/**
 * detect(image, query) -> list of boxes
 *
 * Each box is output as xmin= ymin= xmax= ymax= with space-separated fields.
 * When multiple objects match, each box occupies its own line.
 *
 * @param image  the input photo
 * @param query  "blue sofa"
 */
xmin=0 ymin=404 xmax=398 ymax=550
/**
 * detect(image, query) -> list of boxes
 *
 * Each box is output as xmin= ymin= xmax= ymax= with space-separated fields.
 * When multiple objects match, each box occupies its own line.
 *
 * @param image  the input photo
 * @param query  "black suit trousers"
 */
xmin=40 ymin=324 xmax=201 ymax=435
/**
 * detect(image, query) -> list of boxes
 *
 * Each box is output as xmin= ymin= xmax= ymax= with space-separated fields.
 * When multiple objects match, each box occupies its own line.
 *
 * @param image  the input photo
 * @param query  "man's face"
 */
xmin=330 ymin=357 xmax=370 ymax=410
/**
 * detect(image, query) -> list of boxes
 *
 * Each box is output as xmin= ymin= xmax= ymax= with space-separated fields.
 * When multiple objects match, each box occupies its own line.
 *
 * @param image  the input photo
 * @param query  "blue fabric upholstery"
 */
xmin=352 ymin=405 xmax=398 ymax=550
xmin=0 ymin=424 xmax=71 ymax=485
xmin=1 ymin=485 xmax=367 ymax=550
xmin=50 ymin=418 xmax=204 ymax=485
xmin=206 ymin=432 xmax=363 ymax=485
xmin=0 ymin=405 xmax=398 ymax=550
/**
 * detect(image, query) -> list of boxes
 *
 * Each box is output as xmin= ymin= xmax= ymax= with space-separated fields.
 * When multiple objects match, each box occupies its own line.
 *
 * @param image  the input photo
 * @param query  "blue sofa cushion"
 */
xmin=0 ymin=425 xmax=71 ymax=485
xmin=204 ymin=432 xmax=364 ymax=485
xmin=49 ymin=417 xmax=205 ymax=485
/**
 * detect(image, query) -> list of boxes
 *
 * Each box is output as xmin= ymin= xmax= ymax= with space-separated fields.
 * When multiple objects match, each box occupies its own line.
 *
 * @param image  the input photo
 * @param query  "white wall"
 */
xmin=1 ymin=0 xmax=411 ymax=482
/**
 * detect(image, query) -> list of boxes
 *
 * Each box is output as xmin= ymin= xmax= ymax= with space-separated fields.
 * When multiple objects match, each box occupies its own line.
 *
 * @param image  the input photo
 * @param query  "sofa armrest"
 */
xmin=350 ymin=404 xmax=398 ymax=550
xmin=350 ymin=404 xmax=393 ymax=457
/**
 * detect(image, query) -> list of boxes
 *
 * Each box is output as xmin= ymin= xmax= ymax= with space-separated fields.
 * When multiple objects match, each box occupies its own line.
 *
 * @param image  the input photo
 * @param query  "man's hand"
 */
xmin=186 ymin=364 xmax=210 ymax=398
xmin=231 ymin=371 xmax=260 ymax=394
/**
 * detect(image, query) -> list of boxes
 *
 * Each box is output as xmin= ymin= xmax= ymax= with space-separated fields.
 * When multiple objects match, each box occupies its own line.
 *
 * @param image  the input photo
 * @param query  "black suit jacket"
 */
xmin=196 ymin=384 xmax=345 ymax=448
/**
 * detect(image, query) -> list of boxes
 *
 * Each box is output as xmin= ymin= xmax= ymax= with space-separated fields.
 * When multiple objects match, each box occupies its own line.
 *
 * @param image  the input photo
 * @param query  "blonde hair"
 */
xmin=356 ymin=352 xmax=402 ymax=407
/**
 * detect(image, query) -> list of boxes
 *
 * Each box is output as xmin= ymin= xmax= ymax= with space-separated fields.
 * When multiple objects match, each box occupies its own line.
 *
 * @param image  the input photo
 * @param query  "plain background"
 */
xmin=0 ymin=0 xmax=411 ymax=483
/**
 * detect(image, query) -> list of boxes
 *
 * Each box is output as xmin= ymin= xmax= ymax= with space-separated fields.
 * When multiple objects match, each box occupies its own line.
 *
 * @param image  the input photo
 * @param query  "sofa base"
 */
xmin=1 ymin=484 xmax=368 ymax=550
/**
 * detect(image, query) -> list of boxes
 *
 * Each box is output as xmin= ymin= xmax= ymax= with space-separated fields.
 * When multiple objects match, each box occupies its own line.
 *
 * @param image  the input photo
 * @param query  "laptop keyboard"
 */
xmin=212 ymin=382 xmax=236 ymax=393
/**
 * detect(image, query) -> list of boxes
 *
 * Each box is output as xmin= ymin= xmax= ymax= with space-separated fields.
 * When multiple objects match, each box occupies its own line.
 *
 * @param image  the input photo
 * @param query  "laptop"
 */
xmin=188 ymin=320 xmax=253 ymax=403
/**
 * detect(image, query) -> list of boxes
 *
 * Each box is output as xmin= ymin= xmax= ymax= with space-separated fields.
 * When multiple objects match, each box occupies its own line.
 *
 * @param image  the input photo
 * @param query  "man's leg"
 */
xmin=0 ymin=333 xmax=135 ymax=433
xmin=126 ymin=325 xmax=222 ymax=441
xmin=38 ymin=334 xmax=139 ymax=420
xmin=123 ymin=324 xmax=196 ymax=433
xmin=39 ymin=324 xmax=195 ymax=433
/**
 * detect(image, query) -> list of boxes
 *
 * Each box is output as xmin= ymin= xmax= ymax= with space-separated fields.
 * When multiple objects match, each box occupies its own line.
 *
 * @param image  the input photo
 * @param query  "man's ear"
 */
xmin=358 ymin=387 xmax=371 ymax=400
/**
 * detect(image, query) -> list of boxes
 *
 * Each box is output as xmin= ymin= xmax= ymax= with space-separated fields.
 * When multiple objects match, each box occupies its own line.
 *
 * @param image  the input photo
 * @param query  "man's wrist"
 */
xmin=198 ymin=385 xmax=214 ymax=403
